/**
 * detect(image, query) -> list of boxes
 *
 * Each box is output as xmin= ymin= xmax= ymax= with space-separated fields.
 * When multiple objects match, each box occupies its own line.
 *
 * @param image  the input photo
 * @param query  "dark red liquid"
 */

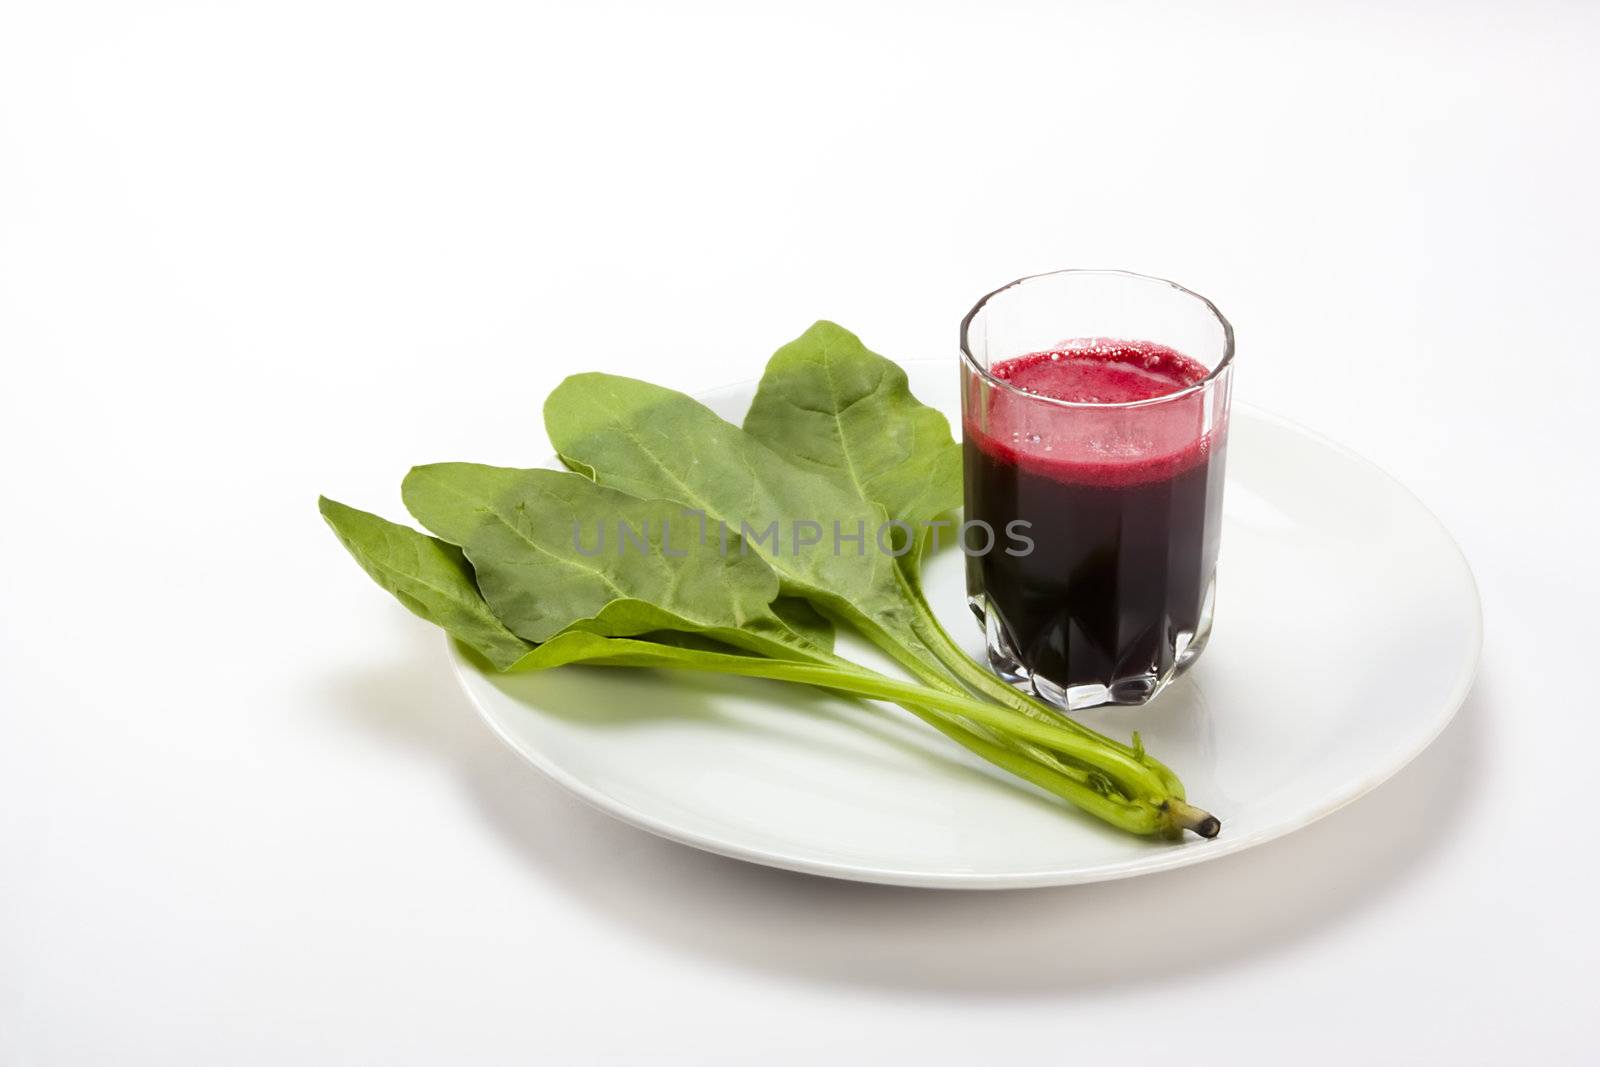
xmin=963 ymin=340 xmax=1227 ymax=702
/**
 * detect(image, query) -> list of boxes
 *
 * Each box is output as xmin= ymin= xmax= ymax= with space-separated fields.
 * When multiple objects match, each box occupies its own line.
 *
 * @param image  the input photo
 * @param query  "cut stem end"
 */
xmin=1165 ymin=799 xmax=1222 ymax=839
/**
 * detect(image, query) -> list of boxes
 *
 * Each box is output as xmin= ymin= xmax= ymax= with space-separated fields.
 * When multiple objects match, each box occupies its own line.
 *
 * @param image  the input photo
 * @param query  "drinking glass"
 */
xmin=960 ymin=269 xmax=1235 ymax=710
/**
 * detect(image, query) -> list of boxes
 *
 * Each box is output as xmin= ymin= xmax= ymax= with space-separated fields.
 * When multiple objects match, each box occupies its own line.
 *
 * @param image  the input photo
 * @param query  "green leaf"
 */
xmin=504 ymin=628 xmax=787 ymax=673
xmin=542 ymin=372 xmax=909 ymax=620
xmin=743 ymin=321 xmax=962 ymax=537
xmin=400 ymin=463 xmax=823 ymax=659
xmin=770 ymin=595 xmax=834 ymax=651
xmin=318 ymin=496 xmax=532 ymax=670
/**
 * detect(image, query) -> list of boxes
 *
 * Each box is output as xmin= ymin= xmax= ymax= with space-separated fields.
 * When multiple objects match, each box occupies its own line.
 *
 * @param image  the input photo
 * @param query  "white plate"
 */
xmin=450 ymin=363 xmax=1481 ymax=888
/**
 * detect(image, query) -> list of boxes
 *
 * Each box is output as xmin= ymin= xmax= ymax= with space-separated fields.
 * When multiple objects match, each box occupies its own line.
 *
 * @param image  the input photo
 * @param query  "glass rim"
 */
xmin=959 ymin=268 xmax=1236 ymax=411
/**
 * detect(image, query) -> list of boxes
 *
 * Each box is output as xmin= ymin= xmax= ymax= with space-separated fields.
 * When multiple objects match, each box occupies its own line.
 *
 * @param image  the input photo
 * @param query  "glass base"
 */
xmin=970 ymin=580 xmax=1215 ymax=712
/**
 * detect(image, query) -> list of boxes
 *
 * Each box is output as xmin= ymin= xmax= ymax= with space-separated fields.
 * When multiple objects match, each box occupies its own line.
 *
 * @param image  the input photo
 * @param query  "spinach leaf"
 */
xmin=318 ymin=496 xmax=532 ymax=670
xmin=743 ymin=321 xmax=962 ymax=539
xmin=505 ymin=628 xmax=785 ymax=672
xmin=400 ymin=463 xmax=826 ymax=660
xmin=542 ymin=373 xmax=916 ymax=628
xmin=770 ymin=595 xmax=835 ymax=651
xmin=738 ymin=324 xmax=1190 ymax=797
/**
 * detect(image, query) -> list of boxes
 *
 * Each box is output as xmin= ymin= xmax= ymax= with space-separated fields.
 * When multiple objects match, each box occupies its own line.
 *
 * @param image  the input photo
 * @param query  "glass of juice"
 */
xmin=961 ymin=269 xmax=1235 ymax=711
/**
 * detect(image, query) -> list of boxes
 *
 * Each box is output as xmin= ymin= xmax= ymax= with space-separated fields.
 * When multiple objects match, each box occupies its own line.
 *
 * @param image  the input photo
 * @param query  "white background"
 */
xmin=3 ymin=2 xmax=1596 ymax=1063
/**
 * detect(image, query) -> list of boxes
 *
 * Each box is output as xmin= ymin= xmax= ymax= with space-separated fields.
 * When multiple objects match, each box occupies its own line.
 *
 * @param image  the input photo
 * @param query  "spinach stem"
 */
xmin=607 ymin=646 xmax=1217 ymax=836
xmin=736 ymin=658 xmax=1169 ymax=800
xmin=823 ymin=586 xmax=1185 ymax=804
xmin=892 ymin=562 xmax=1190 ymax=800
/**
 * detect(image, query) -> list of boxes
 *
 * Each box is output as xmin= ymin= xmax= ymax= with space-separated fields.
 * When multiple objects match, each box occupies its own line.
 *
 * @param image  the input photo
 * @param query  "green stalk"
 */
xmin=632 ymin=648 xmax=1216 ymax=837
xmin=826 ymin=592 xmax=1187 ymax=806
xmin=892 ymin=560 xmax=1190 ymax=800
xmin=911 ymin=710 xmax=1167 ymax=835
xmin=741 ymin=659 xmax=1169 ymax=800
xmin=787 ymin=607 xmax=1162 ymax=805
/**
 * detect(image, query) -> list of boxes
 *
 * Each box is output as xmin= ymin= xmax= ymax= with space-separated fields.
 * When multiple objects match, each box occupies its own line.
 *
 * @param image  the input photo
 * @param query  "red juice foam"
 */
xmin=963 ymin=340 xmax=1227 ymax=703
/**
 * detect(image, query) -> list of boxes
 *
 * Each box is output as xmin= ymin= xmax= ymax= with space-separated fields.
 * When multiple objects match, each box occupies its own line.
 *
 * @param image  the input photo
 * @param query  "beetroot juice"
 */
xmin=963 ymin=335 xmax=1231 ymax=708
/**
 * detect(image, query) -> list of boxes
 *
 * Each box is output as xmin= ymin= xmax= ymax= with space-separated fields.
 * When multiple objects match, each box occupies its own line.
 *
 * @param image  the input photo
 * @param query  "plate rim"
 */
xmin=447 ymin=387 xmax=1483 ymax=889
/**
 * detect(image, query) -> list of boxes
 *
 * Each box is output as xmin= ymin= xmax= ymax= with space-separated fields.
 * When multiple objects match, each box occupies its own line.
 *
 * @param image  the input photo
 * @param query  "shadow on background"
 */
xmin=327 ymin=628 xmax=1487 ymax=999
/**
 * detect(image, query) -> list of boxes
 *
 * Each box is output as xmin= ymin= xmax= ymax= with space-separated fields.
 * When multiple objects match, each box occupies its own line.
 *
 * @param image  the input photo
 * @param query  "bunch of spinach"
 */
xmin=320 ymin=323 xmax=1219 ymax=838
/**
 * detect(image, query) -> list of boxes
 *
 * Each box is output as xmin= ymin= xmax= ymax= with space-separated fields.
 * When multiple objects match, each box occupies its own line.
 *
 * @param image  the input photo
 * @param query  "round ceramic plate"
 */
xmin=450 ymin=362 xmax=1481 ymax=888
